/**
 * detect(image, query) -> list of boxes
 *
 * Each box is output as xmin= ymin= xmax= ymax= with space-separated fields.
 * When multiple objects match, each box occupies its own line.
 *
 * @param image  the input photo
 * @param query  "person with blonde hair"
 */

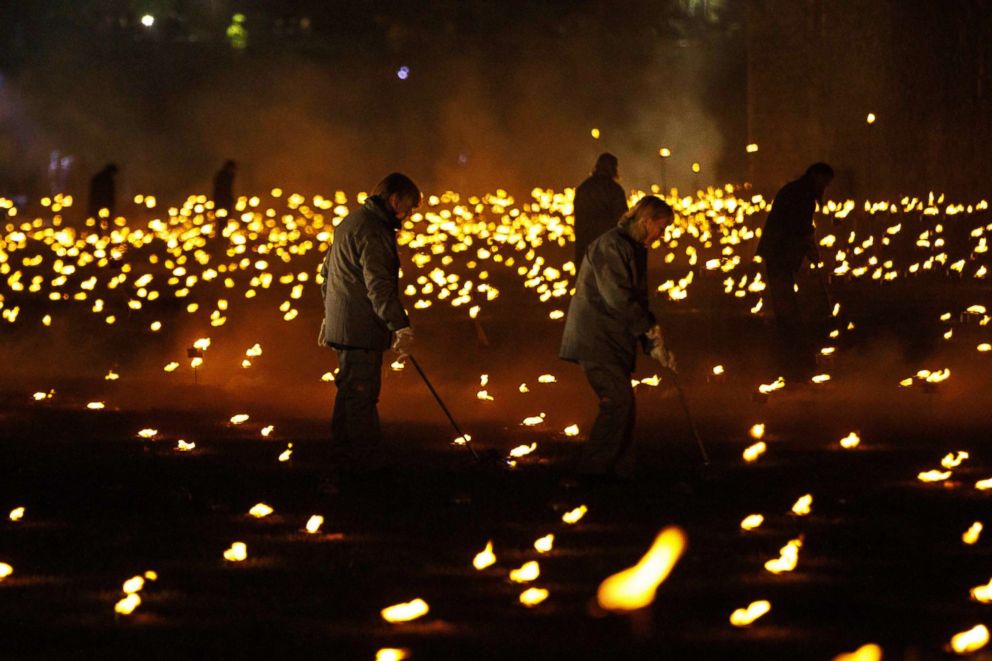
xmin=560 ymin=195 xmax=676 ymax=481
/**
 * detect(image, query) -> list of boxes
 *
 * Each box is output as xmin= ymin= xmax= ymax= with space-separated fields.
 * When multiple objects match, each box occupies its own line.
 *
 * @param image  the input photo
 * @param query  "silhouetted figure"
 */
xmin=560 ymin=196 xmax=676 ymax=481
xmin=574 ymin=153 xmax=628 ymax=267
xmin=755 ymin=162 xmax=834 ymax=380
xmin=319 ymin=172 xmax=421 ymax=474
xmin=87 ymin=163 xmax=118 ymax=221
xmin=213 ymin=160 xmax=237 ymax=215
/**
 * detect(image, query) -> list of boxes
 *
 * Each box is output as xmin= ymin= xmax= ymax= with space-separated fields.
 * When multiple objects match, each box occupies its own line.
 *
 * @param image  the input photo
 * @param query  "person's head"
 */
xmin=372 ymin=172 xmax=422 ymax=221
xmin=593 ymin=152 xmax=619 ymax=180
xmin=804 ymin=162 xmax=834 ymax=199
xmin=618 ymin=195 xmax=674 ymax=246
xmin=223 ymin=160 xmax=237 ymax=172
xmin=104 ymin=163 xmax=118 ymax=175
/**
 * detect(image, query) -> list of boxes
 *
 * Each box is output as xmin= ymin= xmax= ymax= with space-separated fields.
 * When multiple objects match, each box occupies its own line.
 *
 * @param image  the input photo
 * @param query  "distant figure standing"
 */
xmin=560 ymin=195 xmax=676 ymax=482
xmin=573 ymin=153 xmax=628 ymax=267
xmin=87 ymin=163 xmax=118 ymax=221
xmin=213 ymin=160 xmax=237 ymax=215
xmin=319 ymin=172 xmax=421 ymax=474
xmin=755 ymin=162 xmax=834 ymax=379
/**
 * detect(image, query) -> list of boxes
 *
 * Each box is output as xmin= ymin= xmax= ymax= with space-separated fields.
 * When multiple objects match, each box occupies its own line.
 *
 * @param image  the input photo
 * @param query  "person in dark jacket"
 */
xmin=213 ymin=160 xmax=237 ymax=215
xmin=573 ymin=153 xmax=628 ymax=267
xmin=560 ymin=195 xmax=676 ymax=481
xmin=319 ymin=172 xmax=420 ymax=471
xmin=87 ymin=163 xmax=118 ymax=223
xmin=755 ymin=162 xmax=833 ymax=379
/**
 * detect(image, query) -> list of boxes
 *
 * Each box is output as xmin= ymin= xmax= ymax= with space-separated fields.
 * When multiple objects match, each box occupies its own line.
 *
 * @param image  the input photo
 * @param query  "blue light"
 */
xmin=396 ymin=66 xmax=410 ymax=80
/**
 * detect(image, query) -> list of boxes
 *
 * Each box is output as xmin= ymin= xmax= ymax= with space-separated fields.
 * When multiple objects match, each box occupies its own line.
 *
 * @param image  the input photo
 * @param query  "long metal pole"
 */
xmin=408 ymin=355 xmax=480 ymax=460
xmin=668 ymin=370 xmax=710 ymax=466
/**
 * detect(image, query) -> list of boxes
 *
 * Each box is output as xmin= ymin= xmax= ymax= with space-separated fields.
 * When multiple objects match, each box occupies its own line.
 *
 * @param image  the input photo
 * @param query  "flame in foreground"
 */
xmin=473 ymin=541 xmax=496 ymax=570
xmin=942 ymin=451 xmax=970 ymax=469
xmin=962 ymin=522 xmax=983 ymax=545
xmin=950 ymin=624 xmax=989 ymax=655
xmin=596 ymin=526 xmax=686 ymax=612
xmin=509 ymin=561 xmax=540 ymax=583
xmin=305 ymin=515 xmax=324 ymax=534
xmin=381 ymin=598 xmax=429 ymax=623
xmin=791 ymin=494 xmax=813 ymax=516
xmin=765 ymin=537 xmax=803 ymax=574
xmin=223 ymin=542 xmax=247 ymax=562
xmin=970 ymin=578 xmax=992 ymax=603
xmin=977 ymin=478 xmax=992 ymax=490
xmin=740 ymin=514 xmax=764 ymax=531
xmin=840 ymin=432 xmax=861 ymax=449
xmin=749 ymin=423 xmax=765 ymax=440
xmin=831 ymin=643 xmax=883 ymax=661
xmin=115 ymin=593 xmax=141 ymax=615
xmin=375 ymin=649 xmax=410 ymax=661
xmin=729 ymin=600 xmax=770 ymax=627
xmin=743 ymin=441 xmax=767 ymax=463
xmin=0 ymin=562 xmax=12 ymax=581
xmin=561 ymin=505 xmax=587 ymax=524
xmin=248 ymin=503 xmax=274 ymax=518
xmin=9 ymin=507 xmax=25 ymax=522
xmin=519 ymin=587 xmax=549 ymax=607
xmin=534 ymin=534 xmax=555 ymax=553
xmin=563 ymin=424 xmax=580 ymax=437
xmin=918 ymin=470 xmax=952 ymax=483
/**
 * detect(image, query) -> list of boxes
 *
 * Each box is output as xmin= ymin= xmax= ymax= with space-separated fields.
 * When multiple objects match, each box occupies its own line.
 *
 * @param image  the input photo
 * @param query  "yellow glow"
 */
xmin=962 ymin=521 xmax=983 ymax=545
xmin=122 ymin=576 xmax=145 ymax=594
xmin=730 ymin=600 xmax=770 ymax=627
xmin=590 ymin=128 xmax=601 ymax=139
xmin=473 ymin=540 xmax=497 ymax=570
xmin=248 ymin=503 xmax=274 ymax=518
xmin=950 ymin=624 xmax=989 ymax=655
xmin=305 ymin=515 xmax=324 ymax=534
xmin=791 ymin=494 xmax=813 ymax=516
xmin=918 ymin=470 xmax=952 ymax=483
xmin=381 ymin=598 xmax=429 ymax=623
xmin=563 ymin=424 xmax=580 ymax=436
xmin=743 ymin=441 xmax=766 ymax=463
xmin=534 ymin=533 xmax=555 ymax=553
xmin=765 ymin=537 xmax=802 ymax=573
xmin=941 ymin=451 xmax=970 ymax=469
xmin=831 ymin=643 xmax=883 ymax=661
xmin=137 ymin=428 xmax=158 ymax=439
xmin=519 ymin=587 xmax=549 ymax=607
xmin=596 ymin=527 xmax=686 ymax=612
xmin=740 ymin=514 xmax=764 ymax=531
xmin=562 ymin=505 xmax=587 ymax=524
xmin=223 ymin=542 xmax=247 ymax=562
xmin=970 ymin=577 xmax=992 ymax=603
xmin=749 ymin=423 xmax=765 ymax=439
xmin=230 ymin=414 xmax=250 ymax=424
xmin=840 ymin=432 xmax=861 ymax=449
xmin=9 ymin=507 xmax=25 ymax=522
xmin=509 ymin=560 xmax=540 ymax=583
xmin=114 ymin=593 xmax=141 ymax=615
xmin=375 ymin=649 xmax=410 ymax=661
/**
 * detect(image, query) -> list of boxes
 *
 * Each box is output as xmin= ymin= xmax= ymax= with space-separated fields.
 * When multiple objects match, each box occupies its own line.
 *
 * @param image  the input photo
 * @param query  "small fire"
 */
xmin=518 ymin=383 xmax=530 ymax=393
xmin=248 ymin=503 xmax=273 ymax=518
xmin=941 ymin=451 xmax=970 ymax=469
xmin=381 ymin=598 xmax=429 ymax=623
xmin=305 ymin=515 xmax=324 ymax=534
xmin=114 ymin=593 xmax=141 ymax=615
xmin=509 ymin=560 xmax=540 ymax=583
xmin=561 ymin=505 xmax=587 ymax=524
xmin=563 ymin=424 xmax=580 ymax=437
xmin=712 ymin=364 xmax=725 ymax=375
xmin=521 ymin=413 xmax=546 ymax=426
xmin=791 ymin=494 xmax=813 ymax=516
xmin=223 ymin=542 xmax=248 ymax=562
xmin=509 ymin=443 xmax=536 ymax=458
xmin=743 ymin=441 xmax=767 ymax=463
xmin=758 ymin=377 xmax=786 ymax=394
xmin=9 ymin=507 xmax=25 ymax=522
xmin=729 ymin=599 xmax=770 ymax=627
xmin=765 ymin=537 xmax=802 ymax=574
xmin=831 ymin=643 xmax=883 ymax=661
xmin=596 ymin=527 xmax=686 ymax=612
xmin=261 ymin=425 xmax=274 ymax=437
xmin=639 ymin=374 xmax=661 ymax=387
xmin=740 ymin=514 xmax=764 ymax=531
xmin=164 ymin=362 xmax=179 ymax=372
xmin=176 ymin=439 xmax=195 ymax=452
xmin=137 ymin=428 xmax=158 ymax=439
xmin=390 ymin=359 xmax=406 ymax=371
xmin=473 ymin=540 xmax=497 ymax=570
xmin=977 ymin=477 xmax=992 ymax=490
xmin=534 ymin=533 xmax=554 ymax=553
xmin=918 ymin=469 xmax=952 ymax=482
xmin=749 ymin=423 xmax=765 ymax=439
xmin=970 ymin=577 xmax=992 ymax=603
xmin=519 ymin=587 xmax=549 ymax=607
xmin=950 ymin=624 xmax=989 ymax=655
xmin=840 ymin=432 xmax=861 ymax=449
xmin=230 ymin=414 xmax=250 ymax=424
xmin=962 ymin=521 xmax=983 ymax=545
xmin=811 ymin=373 xmax=831 ymax=384
xmin=0 ymin=562 xmax=13 ymax=581
xmin=453 ymin=433 xmax=472 ymax=445
xmin=122 ymin=575 xmax=145 ymax=594
xmin=278 ymin=443 xmax=293 ymax=462
xmin=537 ymin=374 xmax=557 ymax=383
xmin=375 ymin=649 xmax=410 ymax=661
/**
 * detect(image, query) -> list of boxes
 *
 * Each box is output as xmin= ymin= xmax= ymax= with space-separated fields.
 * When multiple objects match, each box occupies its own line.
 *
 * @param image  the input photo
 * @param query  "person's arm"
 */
xmin=594 ymin=242 xmax=655 ymax=337
xmin=360 ymin=230 xmax=410 ymax=331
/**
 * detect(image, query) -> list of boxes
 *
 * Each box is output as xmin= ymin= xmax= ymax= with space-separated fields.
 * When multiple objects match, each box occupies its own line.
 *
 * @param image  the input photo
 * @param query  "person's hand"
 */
xmin=392 ymin=327 xmax=414 ymax=358
xmin=651 ymin=345 xmax=678 ymax=373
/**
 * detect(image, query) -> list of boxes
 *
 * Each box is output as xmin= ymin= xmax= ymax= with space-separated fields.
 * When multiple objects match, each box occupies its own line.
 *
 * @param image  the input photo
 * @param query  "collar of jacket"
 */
xmin=365 ymin=195 xmax=401 ymax=231
xmin=616 ymin=224 xmax=645 ymax=250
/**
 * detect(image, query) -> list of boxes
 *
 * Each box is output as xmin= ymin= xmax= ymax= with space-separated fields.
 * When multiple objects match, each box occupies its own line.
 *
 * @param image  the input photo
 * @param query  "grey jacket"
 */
xmin=320 ymin=196 xmax=409 ymax=351
xmin=560 ymin=226 xmax=656 ymax=372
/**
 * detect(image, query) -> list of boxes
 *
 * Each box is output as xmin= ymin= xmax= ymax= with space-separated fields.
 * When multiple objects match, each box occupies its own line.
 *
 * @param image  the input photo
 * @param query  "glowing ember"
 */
xmin=114 ymin=593 xmax=141 ymax=616
xmin=229 ymin=414 xmax=250 ymax=424
xmin=453 ymin=434 xmax=472 ymax=445
xmin=245 ymin=343 xmax=262 ymax=357
xmin=537 ymin=374 xmax=557 ymax=383
xmin=749 ymin=423 xmax=765 ymax=440
xmin=941 ymin=451 xmax=970 ymax=469
xmin=473 ymin=540 xmax=497 ymax=570
xmin=743 ymin=441 xmax=767 ymax=463
xmin=712 ymin=364 xmax=725 ymax=375
xmin=519 ymin=587 xmax=549 ymax=607
xmin=962 ymin=522 xmax=983 ymax=545
xmin=764 ymin=537 xmax=802 ymax=573
xmin=375 ymin=649 xmax=410 ymax=661
xmin=970 ymin=578 xmax=992 ymax=603
xmin=381 ymin=598 xmax=429 ymax=623
xmin=730 ymin=600 xmax=771 ymax=627
xmin=261 ymin=425 xmax=275 ymax=437
xmin=918 ymin=469 xmax=952 ymax=483
xmin=840 ymin=432 xmax=861 ymax=449
xmin=791 ymin=494 xmax=813 ymax=516
xmin=831 ymin=643 xmax=883 ymax=661
xmin=976 ymin=478 xmax=992 ymax=490
xmin=563 ymin=424 xmax=580 ymax=437
xmin=740 ymin=514 xmax=764 ymax=531
xmin=811 ymin=373 xmax=831 ymax=384
xmin=561 ymin=505 xmax=587 ymax=524
xmin=305 ymin=515 xmax=324 ymax=534
xmin=509 ymin=560 xmax=540 ymax=583
xmin=248 ymin=503 xmax=273 ymax=518
xmin=278 ymin=443 xmax=293 ymax=462
xmin=950 ymin=624 xmax=989 ymax=655
xmin=534 ymin=534 xmax=554 ymax=553
xmin=758 ymin=377 xmax=786 ymax=394
xmin=122 ymin=575 xmax=145 ymax=594
xmin=176 ymin=440 xmax=195 ymax=452
xmin=595 ymin=526 xmax=686 ymax=612
xmin=163 ymin=362 xmax=179 ymax=372
xmin=0 ymin=562 xmax=13 ymax=581
xmin=87 ymin=401 xmax=106 ymax=410
xmin=223 ymin=542 xmax=248 ymax=562
xmin=9 ymin=507 xmax=25 ymax=522
xmin=521 ymin=413 xmax=546 ymax=426
xmin=509 ymin=443 xmax=536 ymax=458
xmin=137 ymin=428 xmax=158 ymax=439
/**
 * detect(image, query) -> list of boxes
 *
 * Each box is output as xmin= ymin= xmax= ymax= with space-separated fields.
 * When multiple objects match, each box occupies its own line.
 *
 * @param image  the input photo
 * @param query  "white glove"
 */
xmin=392 ymin=327 xmax=414 ymax=358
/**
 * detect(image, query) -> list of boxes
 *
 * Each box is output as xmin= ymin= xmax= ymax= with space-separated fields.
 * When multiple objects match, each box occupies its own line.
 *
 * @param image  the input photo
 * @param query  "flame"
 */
xmin=563 ymin=424 xmax=580 ymax=437
xmin=740 ymin=514 xmax=764 ymax=531
xmin=375 ymin=649 xmax=410 ymax=661
xmin=248 ymin=503 xmax=274 ymax=518
xmin=521 ymin=413 xmax=546 ymax=426
xmin=278 ymin=443 xmax=293 ymax=462
xmin=122 ymin=575 xmax=145 ymax=594
xmin=749 ymin=423 xmax=765 ymax=439
xmin=519 ymin=587 xmax=549 ymax=607
xmin=381 ymin=598 xmax=429 ymax=623
xmin=561 ymin=505 xmax=587 ymax=524
xmin=840 ymin=432 xmax=861 ymax=449
xmin=137 ymin=428 xmax=158 ymax=439
xmin=730 ymin=600 xmax=771 ymax=627
xmin=962 ymin=522 xmax=983 ymax=545
xmin=765 ymin=537 xmax=802 ymax=573
xmin=223 ymin=542 xmax=247 ymax=562
xmin=596 ymin=526 xmax=686 ymax=612
xmin=518 ymin=383 xmax=530 ymax=393
xmin=743 ymin=441 xmax=767 ymax=463
xmin=305 ymin=515 xmax=324 ymax=534
xmin=977 ymin=478 xmax=992 ymax=490
xmin=918 ymin=469 xmax=952 ymax=483
xmin=831 ymin=643 xmax=883 ymax=661
xmin=941 ymin=451 xmax=970 ymax=469
xmin=230 ymin=414 xmax=250 ymax=424
xmin=9 ymin=507 xmax=25 ymax=522
xmin=0 ymin=562 xmax=13 ymax=581
xmin=509 ymin=443 xmax=536 ymax=458
xmin=114 ymin=593 xmax=141 ymax=615
xmin=164 ymin=362 xmax=179 ymax=372
xmin=970 ymin=578 xmax=992 ymax=603
xmin=758 ymin=377 xmax=786 ymax=394
xmin=261 ymin=425 xmax=275 ymax=437
xmin=791 ymin=494 xmax=813 ymax=515
xmin=473 ymin=540 xmax=496 ymax=570
xmin=534 ymin=534 xmax=555 ymax=553
xmin=176 ymin=439 xmax=195 ymax=452
xmin=811 ymin=373 xmax=831 ymax=384
xmin=509 ymin=560 xmax=540 ymax=583
xmin=537 ymin=374 xmax=557 ymax=383
xmin=950 ymin=624 xmax=989 ymax=654
xmin=712 ymin=364 xmax=725 ymax=375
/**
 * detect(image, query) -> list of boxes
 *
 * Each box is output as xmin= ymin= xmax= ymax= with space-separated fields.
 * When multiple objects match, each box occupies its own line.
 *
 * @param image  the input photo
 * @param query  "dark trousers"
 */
xmin=578 ymin=361 xmax=636 ymax=478
xmin=765 ymin=263 xmax=815 ymax=378
xmin=330 ymin=347 xmax=383 ymax=470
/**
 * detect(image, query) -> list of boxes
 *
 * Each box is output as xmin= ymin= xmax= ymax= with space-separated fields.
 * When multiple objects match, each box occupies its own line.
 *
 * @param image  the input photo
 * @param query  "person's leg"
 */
xmin=578 ymin=361 xmax=635 ymax=477
xmin=765 ymin=264 xmax=804 ymax=377
xmin=331 ymin=348 xmax=383 ymax=470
